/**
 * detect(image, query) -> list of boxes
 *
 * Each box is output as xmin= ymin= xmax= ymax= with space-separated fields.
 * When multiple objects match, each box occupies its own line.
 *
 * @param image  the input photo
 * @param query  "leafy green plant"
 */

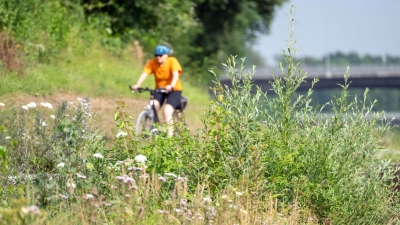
xmin=195 ymin=6 xmax=399 ymax=223
xmin=0 ymin=0 xmax=86 ymax=63
xmin=0 ymin=145 xmax=6 ymax=172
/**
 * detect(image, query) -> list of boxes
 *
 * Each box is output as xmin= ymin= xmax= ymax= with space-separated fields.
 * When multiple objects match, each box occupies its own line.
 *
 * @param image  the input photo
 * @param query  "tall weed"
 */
xmin=196 ymin=7 xmax=399 ymax=223
xmin=0 ymin=98 xmax=314 ymax=224
xmin=134 ymin=6 xmax=400 ymax=223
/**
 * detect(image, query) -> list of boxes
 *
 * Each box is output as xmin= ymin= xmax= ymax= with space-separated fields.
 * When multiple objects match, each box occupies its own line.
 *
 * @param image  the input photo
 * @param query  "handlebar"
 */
xmin=129 ymin=86 xmax=168 ymax=94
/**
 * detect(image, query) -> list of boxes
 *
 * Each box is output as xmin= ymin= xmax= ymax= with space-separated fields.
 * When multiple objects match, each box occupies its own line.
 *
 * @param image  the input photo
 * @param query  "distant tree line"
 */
xmin=289 ymin=52 xmax=400 ymax=67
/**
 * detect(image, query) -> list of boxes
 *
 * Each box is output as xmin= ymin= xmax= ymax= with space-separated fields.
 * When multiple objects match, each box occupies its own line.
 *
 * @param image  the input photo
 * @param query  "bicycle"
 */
xmin=130 ymin=86 xmax=188 ymax=136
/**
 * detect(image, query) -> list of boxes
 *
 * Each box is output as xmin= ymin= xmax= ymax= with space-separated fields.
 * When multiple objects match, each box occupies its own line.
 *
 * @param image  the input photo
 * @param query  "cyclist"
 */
xmin=131 ymin=45 xmax=183 ymax=136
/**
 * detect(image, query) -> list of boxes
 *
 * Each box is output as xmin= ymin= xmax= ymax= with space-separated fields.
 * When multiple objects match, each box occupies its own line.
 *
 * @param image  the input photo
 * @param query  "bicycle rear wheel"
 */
xmin=135 ymin=111 xmax=154 ymax=136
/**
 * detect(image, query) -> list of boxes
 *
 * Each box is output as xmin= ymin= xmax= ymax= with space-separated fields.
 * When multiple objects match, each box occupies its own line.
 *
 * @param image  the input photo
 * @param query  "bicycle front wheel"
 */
xmin=135 ymin=111 xmax=154 ymax=136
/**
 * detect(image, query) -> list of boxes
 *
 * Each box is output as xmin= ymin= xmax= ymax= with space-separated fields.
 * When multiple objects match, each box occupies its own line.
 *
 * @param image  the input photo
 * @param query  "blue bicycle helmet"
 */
xmin=154 ymin=45 xmax=171 ymax=55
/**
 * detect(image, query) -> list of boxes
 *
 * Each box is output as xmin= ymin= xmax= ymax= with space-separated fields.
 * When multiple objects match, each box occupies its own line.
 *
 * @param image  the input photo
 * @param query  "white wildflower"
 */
xmin=174 ymin=208 xmax=183 ymax=214
xmin=27 ymin=102 xmax=37 ymax=108
xmin=176 ymin=176 xmax=187 ymax=182
xmin=67 ymin=182 xmax=76 ymax=189
xmin=236 ymin=192 xmax=243 ymax=196
xmin=164 ymin=173 xmax=177 ymax=178
xmin=41 ymin=121 xmax=47 ymax=127
xmin=40 ymin=102 xmax=53 ymax=109
xmin=116 ymin=175 xmax=135 ymax=184
xmin=203 ymin=196 xmax=212 ymax=204
xmin=59 ymin=194 xmax=68 ymax=200
xmin=0 ymin=103 xmax=5 ymax=107
xmin=158 ymin=176 xmax=167 ymax=182
xmin=157 ymin=209 xmax=168 ymax=214
xmin=21 ymin=205 xmax=40 ymax=215
xmin=5 ymin=136 xmax=11 ymax=139
xmin=134 ymin=154 xmax=147 ymax=164
xmin=139 ymin=173 xmax=149 ymax=179
xmin=8 ymin=176 xmax=17 ymax=183
xmin=57 ymin=163 xmax=65 ymax=168
xmin=85 ymin=194 xmax=94 ymax=200
xmin=50 ymin=115 xmax=55 ymax=119
xmin=180 ymin=199 xmax=187 ymax=206
xmin=229 ymin=204 xmax=237 ymax=209
xmin=93 ymin=153 xmax=104 ymax=159
xmin=22 ymin=105 xmax=29 ymax=110
xmin=77 ymin=174 xmax=87 ymax=179
xmin=116 ymin=131 xmax=128 ymax=138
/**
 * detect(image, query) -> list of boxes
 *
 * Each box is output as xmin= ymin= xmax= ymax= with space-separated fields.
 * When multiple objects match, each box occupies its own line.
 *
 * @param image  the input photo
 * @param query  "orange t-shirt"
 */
xmin=143 ymin=57 xmax=183 ymax=91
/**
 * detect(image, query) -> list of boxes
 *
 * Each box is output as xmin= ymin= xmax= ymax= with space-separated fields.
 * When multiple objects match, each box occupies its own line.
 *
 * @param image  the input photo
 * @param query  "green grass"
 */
xmin=0 ymin=43 xmax=212 ymax=107
xmin=0 ymin=40 xmax=212 ymax=140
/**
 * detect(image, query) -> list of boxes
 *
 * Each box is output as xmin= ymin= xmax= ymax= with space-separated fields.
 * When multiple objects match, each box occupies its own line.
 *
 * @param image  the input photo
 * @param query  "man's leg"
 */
xmin=153 ymin=100 xmax=161 ymax=112
xmin=163 ymin=104 xmax=175 ymax=136
xmin=164 ymin=91 xmax=182 ymax=136
xmin=153 ymin=92 xmax=166 ymax=122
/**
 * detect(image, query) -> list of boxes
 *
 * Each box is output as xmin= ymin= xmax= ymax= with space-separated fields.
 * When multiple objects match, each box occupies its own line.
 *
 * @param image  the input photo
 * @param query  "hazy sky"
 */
xmin=254 ymin=0 xmax=400 ymax=66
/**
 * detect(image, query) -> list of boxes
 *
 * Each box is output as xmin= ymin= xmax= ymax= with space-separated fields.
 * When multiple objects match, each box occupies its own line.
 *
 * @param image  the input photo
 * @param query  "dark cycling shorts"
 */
xmin=154 ymin=91 xmax=182 ymax=109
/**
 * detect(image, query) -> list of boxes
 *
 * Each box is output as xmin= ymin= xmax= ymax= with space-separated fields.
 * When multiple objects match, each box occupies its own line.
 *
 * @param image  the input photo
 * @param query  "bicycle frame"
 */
xmin=144 ymin=89 xmax=160 ymax=123
xmin=131 ymin=86 xmax=187 ymax=136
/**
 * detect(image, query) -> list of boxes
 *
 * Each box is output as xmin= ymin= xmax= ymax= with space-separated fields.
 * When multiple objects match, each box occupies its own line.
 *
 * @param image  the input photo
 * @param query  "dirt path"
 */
xmin=3 ymin=93 xmax=206 ymax=138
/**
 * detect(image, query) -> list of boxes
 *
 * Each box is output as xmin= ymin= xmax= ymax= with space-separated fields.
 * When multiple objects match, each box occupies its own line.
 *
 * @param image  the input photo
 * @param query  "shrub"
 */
xmin=0 ymin=0 xmax=97 ymax=64
xmin=130 ymin=8 xmax=400 ymax=223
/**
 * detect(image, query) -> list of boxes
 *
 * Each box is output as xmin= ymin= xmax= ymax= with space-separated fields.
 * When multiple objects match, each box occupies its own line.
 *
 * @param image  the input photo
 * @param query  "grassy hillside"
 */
xmin=0 ymin=37 xmax=212 ymax=139
xmin=0 ymin=42 xmax=211 ymax=101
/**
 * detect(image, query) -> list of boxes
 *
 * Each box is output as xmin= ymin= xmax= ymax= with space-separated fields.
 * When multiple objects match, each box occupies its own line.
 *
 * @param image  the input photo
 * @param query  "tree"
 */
xmin=193 ymin=0 xmax=286 ymax=59
xmin=82 ymin=0 xmax=288 ymax=83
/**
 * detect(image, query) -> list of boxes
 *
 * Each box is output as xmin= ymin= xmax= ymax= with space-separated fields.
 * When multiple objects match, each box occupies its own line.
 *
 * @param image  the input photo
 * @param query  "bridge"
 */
xmin=220 ymin=65 xmax=400 ymax=92
xmin=219 ymin=65 xmax=400 ymax=124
